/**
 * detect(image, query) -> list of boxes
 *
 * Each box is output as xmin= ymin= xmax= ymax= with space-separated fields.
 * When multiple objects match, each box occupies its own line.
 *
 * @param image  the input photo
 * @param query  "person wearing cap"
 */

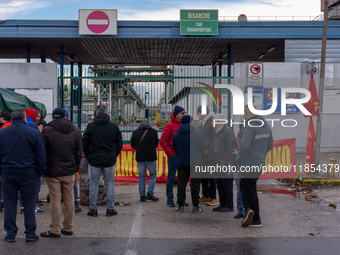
xmin=24 ymin=109 xmax=39 ymax=131
xmin=131 ymin=118 xmax=159 ymax=202
xmin=0 ymin=109 xmax=46 ymax=242
xmin=196 ymin=105 xmax=217 ymax=206
xmin=83 ymin=104 xmax=123 ymax=217
xmin=160 ymin=105 xmax=186 ymax=207
xmin=173 ymin=115 xmax=206 ymax=213
xmin=40 ymin=108 xmax=82 ymax=238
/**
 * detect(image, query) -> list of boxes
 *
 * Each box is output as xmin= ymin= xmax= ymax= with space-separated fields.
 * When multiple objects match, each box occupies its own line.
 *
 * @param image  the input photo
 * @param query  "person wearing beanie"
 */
xmin=173 ymin=115 xmax=206 ymax=213
xmin=196 ymin=105 xmax=217 ymax=206
xmin=40 ymin=107 xmax=82 ymax=238
xmin=160 ymin=105 xmax=186 ymax=207
xmin=24 ymin=109 xmax=39 ymax=130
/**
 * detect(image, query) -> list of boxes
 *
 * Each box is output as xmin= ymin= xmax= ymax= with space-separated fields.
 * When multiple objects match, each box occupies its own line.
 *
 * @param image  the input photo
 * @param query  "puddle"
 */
xmin=263 ymin=189 xmax=340 ymax=210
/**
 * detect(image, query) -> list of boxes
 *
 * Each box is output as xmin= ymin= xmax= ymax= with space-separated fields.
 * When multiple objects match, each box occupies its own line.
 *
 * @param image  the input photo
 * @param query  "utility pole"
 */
xmin=315 ymin=0 xmax=329 ymax=167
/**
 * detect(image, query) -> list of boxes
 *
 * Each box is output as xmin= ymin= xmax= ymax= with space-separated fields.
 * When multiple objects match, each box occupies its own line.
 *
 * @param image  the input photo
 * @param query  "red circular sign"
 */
xmin=86 ymin=11 xmax=110 ymax=34
xmin=266 ymin=89 xmax=278 ymax=102
xmin=250 ymin=64 xmax=261 ymax=75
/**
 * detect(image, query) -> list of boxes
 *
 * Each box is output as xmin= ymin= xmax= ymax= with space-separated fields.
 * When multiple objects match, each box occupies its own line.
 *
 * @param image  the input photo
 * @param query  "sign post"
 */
xmin=180 ymin=10 xmax=218 ymax=36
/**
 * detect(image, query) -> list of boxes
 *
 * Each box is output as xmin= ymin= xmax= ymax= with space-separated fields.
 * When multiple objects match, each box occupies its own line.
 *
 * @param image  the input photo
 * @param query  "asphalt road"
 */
xmin=1 ymin=180 xmax=340 ymax=255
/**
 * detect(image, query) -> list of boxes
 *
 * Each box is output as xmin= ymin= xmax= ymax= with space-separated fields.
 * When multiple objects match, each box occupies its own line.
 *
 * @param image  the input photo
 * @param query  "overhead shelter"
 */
xmin=1 ymin=20 xmax=340 ymax=65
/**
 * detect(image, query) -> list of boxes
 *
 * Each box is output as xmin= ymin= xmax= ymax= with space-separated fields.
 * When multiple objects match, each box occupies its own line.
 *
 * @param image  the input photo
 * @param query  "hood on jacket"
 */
xmin=169 ymin=112 xmax=181 ymax=123
xmin=139 ymin=121 xmax=152 ymax=129
xmin=177 ymin=124 xmax=195 ymax=134
xmin=24 ymin=109 xmax=37 ymax=122
xmin=48 ymin=117 xmax=75 ymax=134
xmin=93 ymin=113 xmax=110 ymax=125
xmin=201 ymin=111 xmax=215 ymax=126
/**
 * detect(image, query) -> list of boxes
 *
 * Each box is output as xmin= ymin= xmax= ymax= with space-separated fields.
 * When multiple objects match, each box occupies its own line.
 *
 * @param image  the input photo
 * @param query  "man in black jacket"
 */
xmin=0 ymin=109 xmax=46 ymax=242
xmin=40 ymin=108 xmax=82 ymax=238
xmin=83 ymin=105 xmax=123 ymax=217
xmin=210 ymin=114 xmax=237 ymax=213
xmin=131 ymin=119 xmax=159 ymax=202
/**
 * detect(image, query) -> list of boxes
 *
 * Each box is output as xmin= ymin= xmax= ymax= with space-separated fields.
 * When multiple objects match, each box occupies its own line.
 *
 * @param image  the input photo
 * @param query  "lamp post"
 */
xmin=145 ymin=92 xmax=149 ymax=118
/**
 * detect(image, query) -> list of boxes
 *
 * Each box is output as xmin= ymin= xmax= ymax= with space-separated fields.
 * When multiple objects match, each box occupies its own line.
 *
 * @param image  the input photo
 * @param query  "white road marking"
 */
xmin=125 ymin=205 xmax=143 ymax=255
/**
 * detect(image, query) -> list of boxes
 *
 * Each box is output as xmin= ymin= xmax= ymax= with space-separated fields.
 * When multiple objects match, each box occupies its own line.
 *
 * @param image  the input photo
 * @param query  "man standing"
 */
xmin=83 ymin=105 xmax=123 ymax=217
xmin=196 ymin=106 xmax=217 ymax=206
xmin=173 ymin=115 xmax=205 ymax=213
xmin=235 ymin=105 xmax=273 ymax=228
xmin=160 ymin=106 xmax=186 ymax=207
xmin=210 ymin=114 xmax=237 ymax=213
xmin=131 ymin=118 xmax=159 ymax=202
xmin=0 ymin=111 xmax=12 ymax=130
xmin=40 ymin=108 xmax=82 ymax=238
xmin=0 ymin=109 xmax=46 ymax=242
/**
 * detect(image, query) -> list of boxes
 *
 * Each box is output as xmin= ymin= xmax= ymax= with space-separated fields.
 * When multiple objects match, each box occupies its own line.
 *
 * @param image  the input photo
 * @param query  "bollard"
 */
xmin=297 ymin=166 xmax=302 ymax=177
xmin=328 ymin=158 xmax=337 ymax=178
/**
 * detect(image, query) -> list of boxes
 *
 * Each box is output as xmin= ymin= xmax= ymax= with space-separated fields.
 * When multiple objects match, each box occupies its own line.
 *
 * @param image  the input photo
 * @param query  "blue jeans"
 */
xmin=166 ymin=155 xmax=178 ymax=202
xmin=88 ymin=164 xmax=115 ymax=210
xmin=74 ymin=174 xmax=78 ymax=207
xmin=1 ymin=171 xmax=40 ymax=238
xmin=234 ymin=173 xmax=244 ymax=214
xmin=138 ymin=161 xmax=157 ymax=197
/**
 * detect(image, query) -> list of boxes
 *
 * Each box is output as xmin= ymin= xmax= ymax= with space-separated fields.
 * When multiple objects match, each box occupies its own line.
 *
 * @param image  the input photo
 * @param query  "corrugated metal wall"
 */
xmin=285 ymin=39 xmax=340 ymax=62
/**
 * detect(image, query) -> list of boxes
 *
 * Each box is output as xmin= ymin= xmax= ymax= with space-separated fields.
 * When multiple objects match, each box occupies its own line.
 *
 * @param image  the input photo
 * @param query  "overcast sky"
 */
xmin=0 ymin=0 xmax=322 ymax=20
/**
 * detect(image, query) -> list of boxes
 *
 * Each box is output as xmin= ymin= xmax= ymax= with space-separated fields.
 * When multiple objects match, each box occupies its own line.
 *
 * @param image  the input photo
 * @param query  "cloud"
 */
xmin=0 ymin=0 xmax=48 ymax=19
xmin=118 ymin=0 xmax=321 ymax=20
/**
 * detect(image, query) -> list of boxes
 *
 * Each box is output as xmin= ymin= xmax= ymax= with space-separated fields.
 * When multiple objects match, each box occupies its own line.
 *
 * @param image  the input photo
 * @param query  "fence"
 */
xmin=58 ymin=66 xmax=233 ymax=143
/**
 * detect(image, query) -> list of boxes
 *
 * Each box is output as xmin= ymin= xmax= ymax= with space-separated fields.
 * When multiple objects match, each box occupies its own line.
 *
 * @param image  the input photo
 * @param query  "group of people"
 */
xmin=0 ymin=103 xmax=273 ymax=243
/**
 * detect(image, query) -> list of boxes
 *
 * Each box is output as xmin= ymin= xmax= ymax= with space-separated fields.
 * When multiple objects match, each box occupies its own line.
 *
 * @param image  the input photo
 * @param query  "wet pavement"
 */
xmin=1 ymin=180 xmax=340 ymax=254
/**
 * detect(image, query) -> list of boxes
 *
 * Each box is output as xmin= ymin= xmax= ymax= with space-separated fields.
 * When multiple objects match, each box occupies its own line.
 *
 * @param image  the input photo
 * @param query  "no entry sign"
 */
xmin=248 ymin=63 xmax=263 ymax=86
xmin=79 ymin=9 xmax=117 ymax=35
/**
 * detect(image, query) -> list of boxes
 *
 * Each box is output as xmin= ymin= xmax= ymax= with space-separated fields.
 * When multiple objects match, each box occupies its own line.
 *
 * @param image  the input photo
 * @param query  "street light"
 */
xmin=145 ymin=92 xmax=149 ymax=118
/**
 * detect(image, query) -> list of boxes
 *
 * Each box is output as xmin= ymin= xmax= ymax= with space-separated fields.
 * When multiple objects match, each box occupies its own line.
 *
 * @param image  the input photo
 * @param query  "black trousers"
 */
xmin=201 ymin=178 xmax=216 ymax=199
xmin=216 ymin=178 xmax=233 ymax=208
xmin=177 ymin=167 xmax=200 ymax=207
xmin=240 ymin=177 xmax=260 ymax=220
xmin=1 ymin=171 xmax=40 ymax=238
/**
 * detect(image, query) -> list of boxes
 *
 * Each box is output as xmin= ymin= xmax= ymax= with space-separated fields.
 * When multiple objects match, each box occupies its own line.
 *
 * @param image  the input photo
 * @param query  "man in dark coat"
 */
xmin=131 ymin=118 xmax=159 ymax=202
xmin=40 ymin=108 xmax=82 ymax=238
xmin=235 ymin=105 xmax=273 ymax=228
xmin=196 ymin=105 xmax=217 ymax=206
xmin=210 ymin=114 xmax=237 ymax=213
xmin=0 ymin=109 xmax=46 ymax=242
xmin=173 ymin=115 xmax=206 ymax=213
xmin=83 ymin=105 xmax=123 ymax=217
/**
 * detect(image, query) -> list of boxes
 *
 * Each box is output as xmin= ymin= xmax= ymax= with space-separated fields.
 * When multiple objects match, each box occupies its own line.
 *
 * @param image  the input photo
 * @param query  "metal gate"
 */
xmin=58 ymin=65 xmax=233 ymax=143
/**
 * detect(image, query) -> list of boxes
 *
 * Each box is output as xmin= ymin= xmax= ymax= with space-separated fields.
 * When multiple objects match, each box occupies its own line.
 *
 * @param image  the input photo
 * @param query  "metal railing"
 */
xmin=218 ymin=15 xmax=323 ymax=22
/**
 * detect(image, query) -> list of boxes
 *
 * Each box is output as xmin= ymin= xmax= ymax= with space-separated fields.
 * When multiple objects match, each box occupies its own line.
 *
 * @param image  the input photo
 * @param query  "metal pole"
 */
xmin=109 ymin=83 xmax=112 ymax=120
xmin=70 ymin=61 xmax=74 ymax=122
xmin=218 ymin=58 xmax=222 ymax=114
xmin=77 ymin=62 xmax=82 ymax=130
xmin=60 ymin=45 xmax=64 ymax=108
xmin=41 ymin=55 xmax=46 ymax=63
xmin=227 ymin=44 xmax=232 ymax=128
xmin=315 ymin=0 xmax=329 ymax=167
xmin=26 ymin=45 xmax=31 ymax=63
xmin=212 ymin=67 xmax=217 ymax=114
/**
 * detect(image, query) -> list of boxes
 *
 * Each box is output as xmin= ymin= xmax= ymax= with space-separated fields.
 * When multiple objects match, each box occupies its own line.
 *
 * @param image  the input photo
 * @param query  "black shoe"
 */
xmin=218 ymin=206 xmax=234 ymax=212
xmin=61 ymin=229 xmax=73 ymax=236
xmin=106 ymin=209 xmax=117 ymax=217
xmin=249 ymin=219 xmax=262 ymax=227
xmin=213 ymin=205 xmax=223 ymax=211
xmin=146 ymin=193 xmax=159 ymax=202
xmin=167 ymin=200 xmax=175 ymax=207
xmin=36 ymin=199 xmax=44 ymax=206
xmin=242 ymin=209 xmax=255 ymax=227
xmin=234 ymin=213 xmax=244 ymax=218
xmin=140 ymin=196 xmax=146 ymax=202
xmin=87 ymin=209 xmax=98 ymax=217
xmin=40 ymin=231 xmax=60 ymax=238
xmin=192 ymin=206 xmax=203 ymax=213
xmin=26 ymin=234 xmax=40 ymax=242
xmin=4 ymin=236 xmax=15 ymax=242
xmin=176 ymin=206 xmax=184 ymax=213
